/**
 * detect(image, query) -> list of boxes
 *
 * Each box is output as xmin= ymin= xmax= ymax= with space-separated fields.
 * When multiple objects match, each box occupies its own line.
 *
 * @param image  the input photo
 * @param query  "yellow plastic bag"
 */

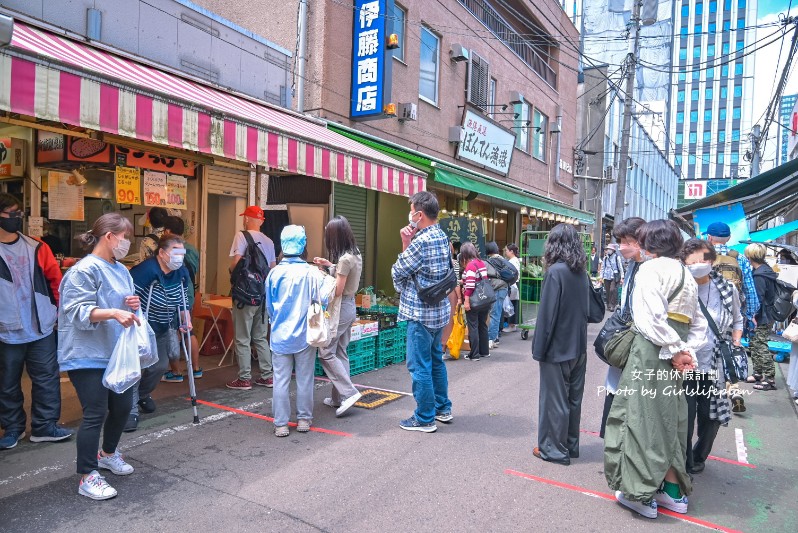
xmin=446 ymin=305 xmax=466 ymax=359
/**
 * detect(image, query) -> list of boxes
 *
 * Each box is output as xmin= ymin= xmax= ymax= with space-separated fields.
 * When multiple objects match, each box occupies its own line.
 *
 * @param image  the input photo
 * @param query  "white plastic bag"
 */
xmin=135 ymin=310 xmax=158 ymax=369
xmin=503 ymin=295 xmax=515 ymax=317
xmin=103 ymin=325 xmax=142 ymax=394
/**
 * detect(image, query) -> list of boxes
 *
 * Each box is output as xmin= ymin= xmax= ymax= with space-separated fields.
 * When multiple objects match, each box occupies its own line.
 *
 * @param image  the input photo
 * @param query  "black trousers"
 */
xmin=603 ymin=279 xmax=619 ymax=310
xmin=0 ymin=333 xmax=61 ymax=435
xmin=684 ymin=375 xmax=721 ymax=471
xmin=508 ymin=300 xmax=520 ymax=325
xmin=599 ymin=392 xmax=615 ymax=439
xmin=537 ymin=352 xmax=587 ymax=463
xmin=466 ymin=307 xmax=490 ymax=358
xmin=68 ymin=369 xmax=135 ymax=475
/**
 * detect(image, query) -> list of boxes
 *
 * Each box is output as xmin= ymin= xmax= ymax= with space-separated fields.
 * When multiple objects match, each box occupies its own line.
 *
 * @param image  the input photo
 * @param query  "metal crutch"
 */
xmin=178 ymin=279 xmax=200 ymax=424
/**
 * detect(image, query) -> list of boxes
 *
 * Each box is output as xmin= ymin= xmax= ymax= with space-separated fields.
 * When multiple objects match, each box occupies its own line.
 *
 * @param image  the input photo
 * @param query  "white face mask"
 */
xmin=408 ymin=210 xmax=421 ymax=229
xmin=111 ymin=235 xmax=131 ymax=260
xmin=164 ymin=249 xmax=186 ymax=271
xmin=687 ymin=262 xmax=713 ymax=279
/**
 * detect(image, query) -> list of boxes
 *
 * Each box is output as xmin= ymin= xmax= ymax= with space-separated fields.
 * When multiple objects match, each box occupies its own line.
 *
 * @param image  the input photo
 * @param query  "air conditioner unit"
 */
xmin=398 ymin=102 xmax=417 ymax=122
xmin=603 ymin=165 xmax=618 ymax=181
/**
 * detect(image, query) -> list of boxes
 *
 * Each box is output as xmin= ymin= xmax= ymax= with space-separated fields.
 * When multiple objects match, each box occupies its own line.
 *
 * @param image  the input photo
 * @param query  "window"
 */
xmin=722 ymin=65 xmax=729 ymax=76
xmin=710 ymin=0 xmax=717 ymax=12
xmin=705 ymin=109 xmax=713 ymax=121
xmin=513 ymin=101 xmax=530 ymax=151
xmin=733 ymin=107 xmax=741 ymax=119
xmin=681 ymin=26 xmax=688 ymax=37
xmin=390 ymin=3 xmax=406 ymax=61
xmin=722 ymin=42 xmax=730 ymax=55
xmin=689 ymin=132 xmax=697 ymax=143
xmin=735 ymin=63 xmax=743 ymax=75
xmin=679 ymin=48 xmax=687 ymax=60
xmin=677 ymin=112 xmax=685 ymax=123
xmin=689 ymin=154 xmax=697 ymax=165
xmin=419 ymin=27 xmax=439 ymax=104
xmin=532 ymin=109 xmax=548 ymax=161
xmin=488 ymin=78 xmax=497 ymax=116
xmin=706 ymin=88 xmax=713 ymax=99
xmin=467 ymin=52 xmax=490 ymax=110
xmin=708 ymin=44 xmax=715 ymax=56
xmin=739 ymin=0 xmax=746 ymax=7
xmin=733 ymin=85 xmax=742 ymax=97
xmin=732 ymin=129 xmax=740 ymax=140
xmin=719 ymin=131 xmax=726 ymax=142
xmin=725 ymin=0 xmax=731 ymax=9
xmin=692 ymin=89 xmax=699 ymax=101
xmin=693 ymin=70 xmax=700 ymax=80
xmin=703 ymin=131 xmax=711 ymax=142
xmin=676 ymin=133 xmax=684 ymax=144
xmin=731 ymin=153 xmax=740 ymax=164
xmin=736 ymin=40 xmax=744 ymax=51
xmin=690 ymin=110 xmax=699 ymax=122
xmin=679 ymin=71 xmax=687 ymax=81
xmin=720 ymin=86 xmax=728 ymax=98
xmin=709 ymin=22 xmax=717 ymax=32
xmin=694 ymin=46 xmax=701 ymax=58
xmin=678 ymin=90 xmax=686 ymax=102
xmin=675 ymin=155 xmax=683 ymax=166
xmin=695 ymin=24 xmax=702 ymax=34
xmin=707 ymin=67 xmax=714 ymax=79
xmin=737 ymin=18 xmax=745 ymax=30
xmin=696 ymin=2 xmax=703 ymax=15
xmin=723 ymin=20 xmax=730 ymax=31
xmin=718 ymin=152 xmax=725 ymax=163
xmin=682 ymin=5 xmax=689 ymax=17
xmin=720 ymin=108 xmax=727 ymax=120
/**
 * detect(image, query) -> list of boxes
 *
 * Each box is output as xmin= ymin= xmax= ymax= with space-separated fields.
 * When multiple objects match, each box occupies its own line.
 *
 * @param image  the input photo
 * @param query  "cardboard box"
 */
xmin=358 ymin=320 xmax=379 ymax=338
xmin=355 ymin=293 xmax=373 ymax=308
xmin=350 ymin=322 xmax=362 ymax=342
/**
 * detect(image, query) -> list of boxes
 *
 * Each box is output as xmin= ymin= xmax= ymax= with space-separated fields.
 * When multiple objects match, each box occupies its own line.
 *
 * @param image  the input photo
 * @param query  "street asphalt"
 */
xmin=1 ymin=319 xmax=797 ymax=532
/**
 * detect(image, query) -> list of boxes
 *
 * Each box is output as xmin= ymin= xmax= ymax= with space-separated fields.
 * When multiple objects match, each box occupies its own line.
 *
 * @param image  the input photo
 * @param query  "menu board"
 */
xmin=115 ymin=166 xmax=142 ymax=205
xmin=48 ymin=171 xmax=85 ymax=221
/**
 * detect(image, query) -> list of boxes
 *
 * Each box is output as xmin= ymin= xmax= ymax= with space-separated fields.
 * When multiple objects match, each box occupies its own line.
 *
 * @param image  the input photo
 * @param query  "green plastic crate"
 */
xmin=376 ymin=321 xmax=407 ymax=367
xmin=349 ymin=337 xmax=377 ymax=375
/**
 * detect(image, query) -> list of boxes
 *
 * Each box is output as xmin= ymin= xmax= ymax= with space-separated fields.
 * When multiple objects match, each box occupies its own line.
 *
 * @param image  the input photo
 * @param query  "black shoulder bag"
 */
xmin=414 ymin=267 xmax=458 ymax=306
xmin=587 ymin=274 xmax=606 ymax=323
xmin=697 ymin=297 xmax=748 ymax=384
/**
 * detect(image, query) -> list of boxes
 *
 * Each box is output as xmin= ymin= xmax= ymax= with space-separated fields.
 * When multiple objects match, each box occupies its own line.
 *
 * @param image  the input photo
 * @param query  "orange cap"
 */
xmin=240 ymin=206 xmax=265 ymax=220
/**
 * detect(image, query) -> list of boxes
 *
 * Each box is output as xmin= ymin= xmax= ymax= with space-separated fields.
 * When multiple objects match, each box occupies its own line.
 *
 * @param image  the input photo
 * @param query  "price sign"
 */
xmin=143 ymin=171 xmax=167 ymax=207
xmin=115 ymin=166 xmax=141 ymax=205
xmin=165 ymin=175 xmax=187 ymax=210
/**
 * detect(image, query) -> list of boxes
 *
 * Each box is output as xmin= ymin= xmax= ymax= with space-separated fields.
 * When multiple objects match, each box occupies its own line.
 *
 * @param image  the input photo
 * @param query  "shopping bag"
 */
xmin=307 ymin=275 xmax=330 ymax=348
xmin=103 ymin=324 xmax=142 ymax=394
xmin=136 ymin=309 xmax=159 ymax=369
xmin=503 ymin=295 xmax=515 ymax=318
xmin=446 ymin=305 xmax=466 ymax=360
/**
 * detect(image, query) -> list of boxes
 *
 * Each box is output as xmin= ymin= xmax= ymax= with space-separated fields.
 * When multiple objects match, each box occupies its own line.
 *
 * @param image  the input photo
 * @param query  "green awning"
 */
xmin=328 ymin=124 xmax=594 ymax=224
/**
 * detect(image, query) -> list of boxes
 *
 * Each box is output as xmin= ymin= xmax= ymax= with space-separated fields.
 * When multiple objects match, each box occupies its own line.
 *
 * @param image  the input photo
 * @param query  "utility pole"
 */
xmin=750 ymin=125 xmax=761 ymax=178
xmin=612 ymin=0 xmax=642 ymax=224
xmin=296 ymin=0 xmax=309 ymax=112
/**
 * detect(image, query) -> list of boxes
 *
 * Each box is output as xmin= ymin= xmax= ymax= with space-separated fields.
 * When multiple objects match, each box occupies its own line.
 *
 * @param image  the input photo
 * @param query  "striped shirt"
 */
xmin=130 ymin=257 xmax=190 ymax=334
xmin=462 ymin=259 xmax=488 ymax=297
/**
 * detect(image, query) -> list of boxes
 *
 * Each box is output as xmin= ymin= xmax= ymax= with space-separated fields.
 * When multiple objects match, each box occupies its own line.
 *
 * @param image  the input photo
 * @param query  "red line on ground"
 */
xmin=504 ymin=469 xmax=743 ymax=533
xmin=195 ymin=399 xmax=353 ymax=437
xmin=579 ymin=429 xmax=756 ymax=469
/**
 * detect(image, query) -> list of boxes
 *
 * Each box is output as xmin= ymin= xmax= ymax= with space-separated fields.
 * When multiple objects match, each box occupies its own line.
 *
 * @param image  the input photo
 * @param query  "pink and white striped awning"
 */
xmin=0 ymin=22 xmax=425 ymax=196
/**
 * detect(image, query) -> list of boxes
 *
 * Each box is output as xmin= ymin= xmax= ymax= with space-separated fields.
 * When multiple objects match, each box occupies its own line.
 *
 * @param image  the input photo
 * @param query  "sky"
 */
xmin=754 ymin=0 xmax=797 ymax=171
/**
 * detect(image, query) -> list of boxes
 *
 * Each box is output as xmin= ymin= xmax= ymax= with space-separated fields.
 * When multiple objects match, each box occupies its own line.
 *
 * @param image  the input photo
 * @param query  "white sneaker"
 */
xmin=489 ymin=340 xmax=496 ymax=349
xmin=323 ymin=397 xmax=341 ymax=408
xmin=615 ymin=491 xmax=657 ymax=519
xmin=78 ymin=470 xmax=118 ymax=500
xmin=97 ymin=451 xmax=134 ymax=476
xmin=654 ymin=489 xmax=688 ymax=514
xmin=336 ymin=392 xmax=363 ymax=417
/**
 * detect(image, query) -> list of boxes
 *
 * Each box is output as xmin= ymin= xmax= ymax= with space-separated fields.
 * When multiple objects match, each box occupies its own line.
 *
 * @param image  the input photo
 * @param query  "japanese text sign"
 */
xmin=456 ymin=110 xmax=515 ymax=175
xmin=143 ymin=171 xmax=168 ymax=207
xmin=439 ymin=216 xmax=486 ymax=255
xmin=115 ymin=166 xmax=142 ymax=205
xmin=351 ymin=0 xmax=387 ymax=120
xmin=115 ymin=146 xmax=195 ymax=177
xmin=165 ymin=175 xmax=187 ymax=210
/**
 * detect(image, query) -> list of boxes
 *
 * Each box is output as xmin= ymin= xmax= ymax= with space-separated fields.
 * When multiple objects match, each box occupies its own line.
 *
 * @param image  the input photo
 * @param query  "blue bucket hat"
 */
xmin=281 ymin=225 xmax=306 ymax=256
xmin=704 ymin=222 xmax=731 ymax=238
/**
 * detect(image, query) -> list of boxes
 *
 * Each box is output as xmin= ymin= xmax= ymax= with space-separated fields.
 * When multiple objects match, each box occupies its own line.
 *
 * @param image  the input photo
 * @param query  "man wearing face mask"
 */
xmin=0 ymin=193 xmax=73 ymax=449
xmin=125 ymin=235 xmax=192 ymax=432
xmin=600 ymin=243 xmax=625 ymax=312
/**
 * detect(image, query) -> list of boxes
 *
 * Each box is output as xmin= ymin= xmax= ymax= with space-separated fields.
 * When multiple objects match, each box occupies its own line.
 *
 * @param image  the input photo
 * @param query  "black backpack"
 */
xmin=767 ymin=277 xmax=796 ymax=322
xmin=486 ymin=256 xmax=519 ymax=286
xmin=230 ymin=231 xmax=270 ymax=309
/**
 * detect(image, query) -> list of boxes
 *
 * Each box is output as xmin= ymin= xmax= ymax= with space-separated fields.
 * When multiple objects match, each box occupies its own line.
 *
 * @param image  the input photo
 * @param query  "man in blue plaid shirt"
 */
xmin=391 ymin=191 xmax=453 ymax=433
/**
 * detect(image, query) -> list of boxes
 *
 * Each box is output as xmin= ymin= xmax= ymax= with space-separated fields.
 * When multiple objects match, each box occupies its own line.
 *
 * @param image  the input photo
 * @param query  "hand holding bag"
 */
xmin=469 ymin=268 xmax=496 ymax=312
xmin=103 ymin=324 xmax=142 ymax=393
xmin=446 ymin=305 xmax=467 ymax=359
xmin=698 ymin=298 xmax=748 ymax=384
xmin=587 ymin=275 xmax=606 ymax=324
xmin=306 ymin=275 xmax=330 ymax=348
xmin=136 ymin=309 xmax=159 ymax=369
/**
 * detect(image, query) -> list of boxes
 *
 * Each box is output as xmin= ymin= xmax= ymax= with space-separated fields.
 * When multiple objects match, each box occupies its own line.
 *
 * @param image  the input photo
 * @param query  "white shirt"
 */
xmin=229 ymin=230 xmax=276 ymax=265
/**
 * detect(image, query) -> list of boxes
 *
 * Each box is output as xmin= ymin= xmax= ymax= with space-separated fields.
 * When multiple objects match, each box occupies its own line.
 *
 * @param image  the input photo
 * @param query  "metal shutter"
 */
xmin=333 ymin=183 xmax=367 ymax=287
xmin=467 ymin=51 xmax=490 ymax=111
xmin=205 ymin=166 xmax=249 ymax=198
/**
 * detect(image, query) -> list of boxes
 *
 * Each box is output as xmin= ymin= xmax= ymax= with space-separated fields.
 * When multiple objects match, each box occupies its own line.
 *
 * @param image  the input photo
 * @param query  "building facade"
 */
xmin=668 ymin=0 xmax=758 ymax=184
xmin=779 ymin=93 xmax=798 ymax=166
xmin=577 ymin=66 xmax=679 ymax=246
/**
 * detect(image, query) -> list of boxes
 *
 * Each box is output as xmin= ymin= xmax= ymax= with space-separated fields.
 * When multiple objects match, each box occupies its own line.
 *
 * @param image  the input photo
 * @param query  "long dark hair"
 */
xmin=325 ymin=216 xmax=359 ymax=264
xmin=544 ymin=223 xmax=586 ymax=273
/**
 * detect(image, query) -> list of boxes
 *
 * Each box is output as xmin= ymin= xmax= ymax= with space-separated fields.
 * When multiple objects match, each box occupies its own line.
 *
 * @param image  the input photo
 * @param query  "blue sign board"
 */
xmin=351 ymin=0 xmax=388 ymax=120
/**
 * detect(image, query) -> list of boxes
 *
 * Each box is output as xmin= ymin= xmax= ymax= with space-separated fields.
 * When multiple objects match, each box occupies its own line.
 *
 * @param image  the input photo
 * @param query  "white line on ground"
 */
xmin=735 ymin=428 xmax=749 ymax=464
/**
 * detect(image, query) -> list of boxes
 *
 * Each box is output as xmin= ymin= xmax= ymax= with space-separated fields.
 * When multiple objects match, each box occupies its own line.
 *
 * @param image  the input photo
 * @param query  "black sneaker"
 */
xmin=138 ymin=396 xmax=156 ymax=414
xmin=123 ymin=414 xmax=138 ymax=433
xmin=399 ymin=416 xmax=437 ymax=433
xmin=30 ymin=425 xmax=74 ymax=443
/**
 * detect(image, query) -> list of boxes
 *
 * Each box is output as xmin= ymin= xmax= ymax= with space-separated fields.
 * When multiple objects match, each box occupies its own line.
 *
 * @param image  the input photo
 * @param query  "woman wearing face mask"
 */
xmin=58 ymin=213 xmax=141 ymax=500
xmin=679 ymin=238 xmax=742 ymax=474
xmin=125 ymin=235 xmax=191 ymax=432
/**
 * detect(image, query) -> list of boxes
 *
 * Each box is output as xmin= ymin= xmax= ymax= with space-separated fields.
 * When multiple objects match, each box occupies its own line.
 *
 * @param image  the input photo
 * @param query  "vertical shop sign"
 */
xmin=143 ymin=171 xmax=168 ymax=207
xmin=350 ymin=0 xmax=392 ymax=120
xmin=48 ymin=171 xmax=85 ymax=221
xmin=115 ymin=166 xmax=142 ymax=205
xmin=165 ymin=174 xmax=187 ymax=209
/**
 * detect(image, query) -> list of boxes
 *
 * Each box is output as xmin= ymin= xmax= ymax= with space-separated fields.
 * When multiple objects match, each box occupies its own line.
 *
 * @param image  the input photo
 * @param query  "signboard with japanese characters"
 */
xmin=350 ymin=0 xmax=390 ymax=120
xmin=456 ymin=110 xmax=516 ymax=175
xmin=683 ymin=180 xmax=708 ymax=200
xmin=143 ymin=171 xmax=168 ymax=207
xmin=439 ymin=216 xmax=486 ymax=255
xmin=115 ymin=166 xmax=142 ymax=205
xmin=165 ymin=174 xmax=188 ymax=210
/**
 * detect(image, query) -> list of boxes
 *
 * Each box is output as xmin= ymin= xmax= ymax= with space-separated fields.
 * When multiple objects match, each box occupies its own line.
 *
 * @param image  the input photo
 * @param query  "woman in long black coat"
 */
xmin=532 ymin=224 xmax=589 ymax=465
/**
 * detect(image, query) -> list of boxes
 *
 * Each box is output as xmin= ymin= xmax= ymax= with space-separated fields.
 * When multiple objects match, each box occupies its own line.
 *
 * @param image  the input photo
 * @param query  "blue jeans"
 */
xmin=489 ymin=288 xmax=508 ymax=341
xmin=406 ymin=320 xmax=452 ymax=424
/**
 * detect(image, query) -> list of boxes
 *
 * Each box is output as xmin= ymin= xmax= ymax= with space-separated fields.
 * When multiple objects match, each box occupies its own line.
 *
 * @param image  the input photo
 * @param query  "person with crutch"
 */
xmin=176 ymin=275 xmax=199 ymax=424
xmin=125 ymin=235 xmax=192 ymax=432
